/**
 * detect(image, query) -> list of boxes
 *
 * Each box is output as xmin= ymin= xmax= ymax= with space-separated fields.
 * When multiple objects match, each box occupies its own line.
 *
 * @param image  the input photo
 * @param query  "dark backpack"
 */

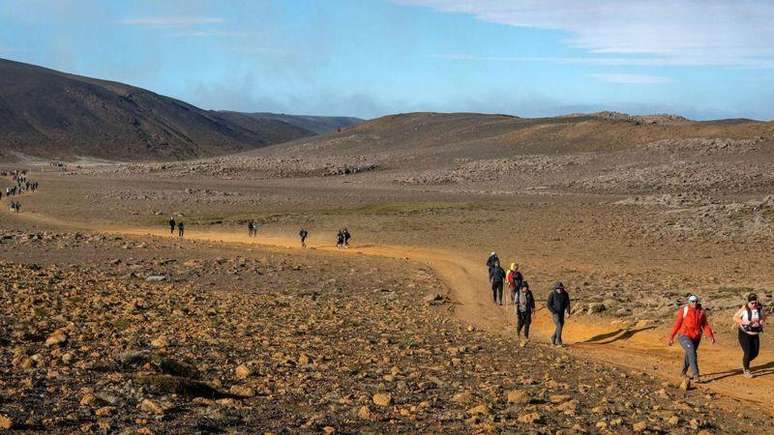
xmin=744 ymin=304 xmax=764 ymax=333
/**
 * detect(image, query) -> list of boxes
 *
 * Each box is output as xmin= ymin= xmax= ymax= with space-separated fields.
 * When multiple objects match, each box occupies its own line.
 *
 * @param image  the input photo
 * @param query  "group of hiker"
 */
xmin=667 ymin=292 xmax=766 ymax=380
xmin=2 ymin=169 xmax=39 ymax=213
xmin=486 ymin=251 xmax=767 ymax=380
xmin=336 ymin=228 xmax=351 ymax=248
xmin=168 ymin=217 xmax=184 ymax=238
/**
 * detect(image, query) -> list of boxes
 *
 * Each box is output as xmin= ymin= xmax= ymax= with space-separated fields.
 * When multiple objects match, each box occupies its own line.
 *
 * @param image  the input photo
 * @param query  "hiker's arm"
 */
xmin=668 ymin=311 xmax=682 ymax=344
xmin=733 ymin=308 xmax=745 ymax=326
xmin=703 ymin=315 xmax=716 ymax=343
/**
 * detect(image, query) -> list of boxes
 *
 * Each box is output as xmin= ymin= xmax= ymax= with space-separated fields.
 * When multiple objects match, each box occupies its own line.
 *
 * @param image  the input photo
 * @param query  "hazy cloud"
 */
xmin=118 ymin=17 xmax=224 ymax=27
xmin=400 ymin=0 xmax=774 ymax=67
xmin=432 ymin=54 xmax=774 ymax=69
xmin=591 ymin=73 xmax=672 ymax=84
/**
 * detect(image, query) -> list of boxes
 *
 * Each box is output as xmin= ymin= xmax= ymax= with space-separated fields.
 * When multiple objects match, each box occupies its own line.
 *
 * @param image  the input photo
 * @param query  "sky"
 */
xmin=1 ymin=0 xmax=774 ymax=120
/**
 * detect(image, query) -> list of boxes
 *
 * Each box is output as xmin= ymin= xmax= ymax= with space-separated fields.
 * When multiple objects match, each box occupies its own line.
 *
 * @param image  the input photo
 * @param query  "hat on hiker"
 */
xmin=490 ymin=252 xmax=496 ymax=256
xmin=688 ymin=295 xmax=698 ymax=303
xmin=747 ymin=293 xmax=758 ymax=302
xmin=553 ymin=282 xmax=565 ymax=290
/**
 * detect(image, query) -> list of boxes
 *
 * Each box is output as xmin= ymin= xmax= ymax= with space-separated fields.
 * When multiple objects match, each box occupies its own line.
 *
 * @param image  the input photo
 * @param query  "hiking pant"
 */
xmin=170 ymin=226 xmax=175 ymax=234
xmin=678 ymin=334 xmax=701 ymax=378
xmin=178 ymin=229 xmax=184 ymax=237
xmin=491 ymin=281 xmax=503 ymax=304
xmin=551 ymin=313 xmax=565 ymax=345
xmin=517 ymin=310 xmax=532 ymax=339
xmin=738 ymin=329 xmax=760 ymax=371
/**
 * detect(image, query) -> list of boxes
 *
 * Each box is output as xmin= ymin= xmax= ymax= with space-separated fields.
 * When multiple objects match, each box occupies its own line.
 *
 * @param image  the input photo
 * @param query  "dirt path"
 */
xmin=7 ymin=210 xmax=774 ymax=414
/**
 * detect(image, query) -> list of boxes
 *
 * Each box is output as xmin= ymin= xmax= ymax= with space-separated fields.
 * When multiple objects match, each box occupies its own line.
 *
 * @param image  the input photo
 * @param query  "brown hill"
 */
xmin=0 ymin=58 xmax=319 ymax=161
xmin=216 ymin=111 xmax=362 ymax=135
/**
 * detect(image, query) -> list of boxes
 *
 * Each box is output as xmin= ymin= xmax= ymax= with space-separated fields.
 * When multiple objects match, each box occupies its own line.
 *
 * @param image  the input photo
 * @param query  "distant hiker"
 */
xmin=734 ymin=293 xmax=766 ymax=378
xmin=514 ymin=280 xmax=535 ymax=346
xmin=299 ymin=227 xmax=309 ymax=248
xmin=342 ymin=228 xmax=351 ymax=247
xmin=336 ymin=229 xmax=345 ymax=248
xmin=546 ymin=282 xmax=571 ymax=346
xmin=488 ymin=261 xmax=506 ymax=305
xmin=486 ymin=252 xmax=499 ymax=269
xmin=14 ymin=202 xmax=21 ymax=213
xmin=506 ymin=263 xmax=524 ymax=305
xmin=248 ymin=221 xmax=256 ymax=237
xmin=168 ymin=217 xmax=176 ymax=235
xmin=9 ymin=202 xmax=16 ymax=213
xmin=668 ymin=295 xmax=716 ymax=382
xmin=177 ymin=222 xmax=185 ymax=238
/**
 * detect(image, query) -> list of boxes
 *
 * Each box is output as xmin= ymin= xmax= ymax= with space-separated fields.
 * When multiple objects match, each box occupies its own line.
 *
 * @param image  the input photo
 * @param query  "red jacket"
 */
xmin=670 ymin=305 xmax=715 ymax=341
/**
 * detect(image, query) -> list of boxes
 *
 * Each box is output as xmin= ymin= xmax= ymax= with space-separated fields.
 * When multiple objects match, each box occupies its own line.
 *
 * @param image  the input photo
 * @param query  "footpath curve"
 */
xmin=7 ymin=210 xmax=774 ymax=415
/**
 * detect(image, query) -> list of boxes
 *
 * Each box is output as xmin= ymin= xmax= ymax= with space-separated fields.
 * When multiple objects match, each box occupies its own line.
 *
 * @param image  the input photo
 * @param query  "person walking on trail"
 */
xmin=506 ymin=263 xmax=524 ymax=305
xmin=177 ymin=222 xmax=185 ymax=238
xmin=247 ymin=221 xmax=256 ymax=237
xmin=667 ymin=294 xmax=716 ymax=382
xmin=13 ymin=201 xmax=21 ymax=213
xmin=546 ymin=282 xmax=571 ymax=346
xmin=342 ymin=228 xmax=351 ymax=247
xmin=486 ymin=252 xmax=499 ymax=269
xmin=336 ymin=229 xmax=344 ymax=248
xmin=299 ymin=227 xmax=309 ymax=248
xmin=488 ymin=261 xmax=506 ymax=305
xmin=168 ymin=217 xmax=176 ymax=235
xmin=514 ymin=280 xmax=535 ymax=346
xmin=734 ymin=293 xmax=766 ymax=378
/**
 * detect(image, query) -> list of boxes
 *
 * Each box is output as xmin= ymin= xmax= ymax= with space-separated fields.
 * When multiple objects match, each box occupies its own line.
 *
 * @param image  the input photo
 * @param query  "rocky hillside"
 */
xmin=0 ymin=59 xmax=320 ymax=161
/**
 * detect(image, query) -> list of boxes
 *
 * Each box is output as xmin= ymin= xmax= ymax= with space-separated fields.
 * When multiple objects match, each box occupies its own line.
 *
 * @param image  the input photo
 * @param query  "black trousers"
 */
xmin=491 ymin=281 xmax=503 ymax=304
xmin=517 ymin=310 xmax=532 ymax=338
xmin=738 ymin=329 xmax=760 ymax=371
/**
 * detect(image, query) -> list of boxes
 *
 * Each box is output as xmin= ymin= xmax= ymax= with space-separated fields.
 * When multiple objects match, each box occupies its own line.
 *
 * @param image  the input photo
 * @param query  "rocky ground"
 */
xmin=0 ymin=229 xmax=768 ymax=433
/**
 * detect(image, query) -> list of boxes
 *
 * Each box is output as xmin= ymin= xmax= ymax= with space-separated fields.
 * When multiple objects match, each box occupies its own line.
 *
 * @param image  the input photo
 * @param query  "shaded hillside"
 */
xmin=0 ymin=58 xmax=315 ymax=161
xmin=217 ymin=111 xmax=363 ymax=134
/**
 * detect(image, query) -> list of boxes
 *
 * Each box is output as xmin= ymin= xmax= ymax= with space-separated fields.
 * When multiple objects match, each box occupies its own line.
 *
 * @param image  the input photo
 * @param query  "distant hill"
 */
xmin=216 ymin=112 xmax=363 ymax=135
xmin=0 ymin=58 xmax=330 ymax=161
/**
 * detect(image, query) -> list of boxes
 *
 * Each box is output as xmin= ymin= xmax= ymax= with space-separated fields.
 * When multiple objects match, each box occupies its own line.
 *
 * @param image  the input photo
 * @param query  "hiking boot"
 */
xmin=743 ymin=370 xmax=754 ymax=379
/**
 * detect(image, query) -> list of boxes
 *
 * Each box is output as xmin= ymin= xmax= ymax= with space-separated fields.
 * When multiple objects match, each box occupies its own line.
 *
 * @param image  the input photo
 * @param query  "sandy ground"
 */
xmin=3 ymin=168 xmax=772 ymax=419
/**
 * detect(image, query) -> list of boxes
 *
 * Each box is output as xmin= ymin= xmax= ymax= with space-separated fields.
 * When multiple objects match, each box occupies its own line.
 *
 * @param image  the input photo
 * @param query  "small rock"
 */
xmin=139 ymin=399 xmax=166 ymax=415
xmin=372 ymin=393 xmax=392 ymax=407
xmin=0 ymin=414 xmax=12 ymax=430
xmin=94 ymin=406 xmax=115 ymax=417
xmin=45 ymin=330 xmax=67 ymax=347
xmin=633 ymin=421 xmax=648 ymax=432
xmin=235 ymin=364 xmax=252 ymax=380
xmin=229 ymin=385 xmax=255 ymax=398
xmin=467 ymin=404 xmax=490 ymax=416
xmin=507 ymin=390 xmax=530 ymax=405
xmin=357 ymin=406 xmax=372 ymax=420
xmin=518 ymin=412 xmax=543 ymax=424
xmin=452 ymin=391 xmax=473 ymax=403
xmin=150 ymin=337 xmax=168 ymax=348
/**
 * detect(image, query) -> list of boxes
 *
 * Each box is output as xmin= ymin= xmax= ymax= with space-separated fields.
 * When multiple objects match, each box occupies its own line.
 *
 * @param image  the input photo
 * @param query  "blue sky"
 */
xmin=1 ymin=0 xmax=773 ymax=120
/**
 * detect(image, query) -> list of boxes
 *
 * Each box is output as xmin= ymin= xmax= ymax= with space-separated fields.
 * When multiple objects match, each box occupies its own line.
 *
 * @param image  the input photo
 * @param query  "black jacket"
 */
xmin=546 ymin=290 xmax=571 ymax=315
xmin=486 ymin=254 xmax=499 ymax=269
xmin=489 ymin=265 xmax=506 ymax=283
xmin=514 ymin=288 xmax=535 ymax=313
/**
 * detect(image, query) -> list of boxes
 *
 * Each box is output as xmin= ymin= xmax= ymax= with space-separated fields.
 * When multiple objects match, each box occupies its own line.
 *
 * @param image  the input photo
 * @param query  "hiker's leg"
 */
xmin=523 ymin=313 xmax=531 ymax=339
xmin=516 ymin=313 xmax=524 ymax=337
xmin=738 ymin=329 xmax=752 ymax=370
xmin=679 ymin=335 xmax=699 ymax=377
xmin=750 ymin=335 xmax=760 ymax=364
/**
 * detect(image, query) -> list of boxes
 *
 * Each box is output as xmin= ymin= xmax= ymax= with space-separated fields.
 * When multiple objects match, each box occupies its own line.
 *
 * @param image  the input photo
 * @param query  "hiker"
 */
xmin=9 ymin=202 xmax=15 ymax=213
xmin=734 ymin=293 xmax=766 ymax=378
xmin=488 ymin=261 xmax=506 ymax=305
xmin=168 ymin=217 xmax=176 ymax=235
xmin=336 ymin=229 xmax=344 ymax=248
xmin=506 ymin=263 xmax=524 ymax=305
xmin=14 ymin=202 xmax=21 ymax=213
xmin=546 ymin=282 xmax=571 ymax=346
xmin=514 ymin=280 xmax=535 ymax=346
xmin=667 ymin=295 xmax=716 ymax=381
xmin=299 ymin=227 xmax=308 ymax=248
xmin=177 ymin=222 xmax=185 ymax=238
xmin=342 ymin=228 xmax=351 ymax=247
xmin=247 ymin=221 xmax=255 ymax=237
xmin=486 ymin=252 xmax=499 ymax=269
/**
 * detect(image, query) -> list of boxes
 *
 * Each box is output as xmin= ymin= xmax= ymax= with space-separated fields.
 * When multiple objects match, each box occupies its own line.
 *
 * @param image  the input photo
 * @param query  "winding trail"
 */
xmin=7 ymin=210 xmax=774 ymax=414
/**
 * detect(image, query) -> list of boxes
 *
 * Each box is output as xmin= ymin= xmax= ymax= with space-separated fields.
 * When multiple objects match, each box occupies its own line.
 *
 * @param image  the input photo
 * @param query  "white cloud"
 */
xmin=431 ymin=54 xmax=774 ymax=69
xmin=167 ymin=31 xmax=247 ymax=38
xmin=398 ymin=0 xmax=774 ymax=67
xmin=591 ymin=73 xmax=672 ymax=84
xmin=118 ymin=17 xmax=224 ymax=27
